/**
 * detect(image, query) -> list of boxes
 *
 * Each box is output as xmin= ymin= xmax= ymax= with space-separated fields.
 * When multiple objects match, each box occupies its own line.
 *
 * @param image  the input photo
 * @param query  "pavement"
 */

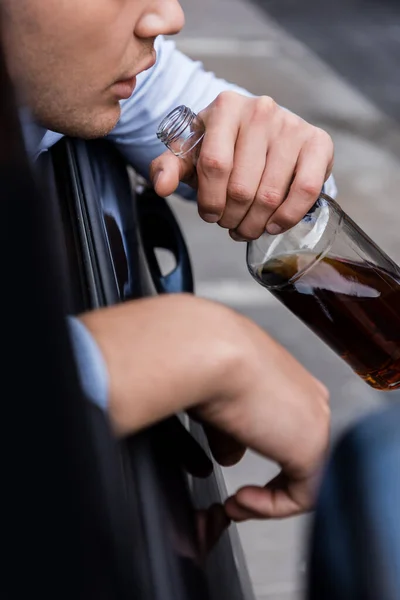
xmin=251 ymin=0 xmax=400 ymax=123
xmin=166 ymin=1 xmax=400 ymax=598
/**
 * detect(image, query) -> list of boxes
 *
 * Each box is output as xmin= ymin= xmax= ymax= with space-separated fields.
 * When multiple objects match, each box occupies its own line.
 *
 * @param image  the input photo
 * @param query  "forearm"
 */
xmin=79 ymin=294 xmax=242 ymax=437
xmin=73 ymin=292 xmax=329 ymax=522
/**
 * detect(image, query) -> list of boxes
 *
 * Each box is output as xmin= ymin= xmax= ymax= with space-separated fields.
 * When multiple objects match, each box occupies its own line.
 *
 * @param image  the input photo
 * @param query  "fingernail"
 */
xmin=202 ymin=213 xmax=220 ymax=223
xmin=230 ymin=231 xmax=247 ymax=242
xmin=266 ymin=223 xmax=283 ymax=235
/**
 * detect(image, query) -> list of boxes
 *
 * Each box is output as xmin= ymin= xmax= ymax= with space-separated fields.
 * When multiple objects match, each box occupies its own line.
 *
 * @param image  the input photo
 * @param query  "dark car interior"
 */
xmin=1 ymin=35 xmax=254 ymax=600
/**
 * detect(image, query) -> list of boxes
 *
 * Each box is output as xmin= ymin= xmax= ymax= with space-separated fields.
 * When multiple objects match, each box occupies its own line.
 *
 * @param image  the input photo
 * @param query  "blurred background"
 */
xmin=167 ymin=1 xmax=400 ymax=598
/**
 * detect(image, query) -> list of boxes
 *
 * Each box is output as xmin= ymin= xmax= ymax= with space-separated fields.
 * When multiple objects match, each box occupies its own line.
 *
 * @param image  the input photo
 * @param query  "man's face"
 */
xmin=1 ymin=0 xmax=185 ymax=137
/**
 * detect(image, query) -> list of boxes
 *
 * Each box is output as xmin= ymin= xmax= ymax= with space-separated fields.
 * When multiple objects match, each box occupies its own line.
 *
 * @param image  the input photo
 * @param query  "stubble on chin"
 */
xmin=32 ymin=97 xmax=122 ymax=139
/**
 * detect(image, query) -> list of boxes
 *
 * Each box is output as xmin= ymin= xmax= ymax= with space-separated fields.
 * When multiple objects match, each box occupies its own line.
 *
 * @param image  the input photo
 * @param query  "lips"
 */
xmin=112 ymin=76 xmax=137 ymax=100
xmin=112 ymin=52 xmax=157 ymax=100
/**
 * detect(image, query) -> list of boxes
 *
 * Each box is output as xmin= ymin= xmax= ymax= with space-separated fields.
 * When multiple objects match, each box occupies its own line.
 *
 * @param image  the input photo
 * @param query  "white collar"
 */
xmin=20 ymin=107 xmax=64 ymax=161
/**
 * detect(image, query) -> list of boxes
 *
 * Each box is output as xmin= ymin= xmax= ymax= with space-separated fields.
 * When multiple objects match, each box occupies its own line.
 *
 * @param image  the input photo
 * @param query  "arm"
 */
xmin=74 ymin=292 xmax=330 ymax=521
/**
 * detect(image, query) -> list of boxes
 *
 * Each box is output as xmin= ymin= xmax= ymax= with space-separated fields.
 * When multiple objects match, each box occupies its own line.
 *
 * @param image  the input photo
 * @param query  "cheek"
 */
xmin=42 ymin=1 xmax=135 ymax=77
xmin=4 ymin=0 xmax=138 ymax=110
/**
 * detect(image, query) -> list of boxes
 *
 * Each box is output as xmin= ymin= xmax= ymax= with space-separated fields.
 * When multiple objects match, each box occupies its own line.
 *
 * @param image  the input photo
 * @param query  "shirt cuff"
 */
xmin=67 ymin=317 xmax=109 ymax=411
xmin=323 ymin=173 xmax=338 ymax=199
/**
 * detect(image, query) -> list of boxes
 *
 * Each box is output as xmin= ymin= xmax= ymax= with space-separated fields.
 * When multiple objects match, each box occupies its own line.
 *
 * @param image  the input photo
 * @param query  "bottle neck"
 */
xmin=157 ymin=105 xmax=205 ymax=160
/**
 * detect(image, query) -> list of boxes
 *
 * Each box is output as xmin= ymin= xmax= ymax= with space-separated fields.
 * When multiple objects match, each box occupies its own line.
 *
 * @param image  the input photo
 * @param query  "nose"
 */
xmin=135 ymin=0 xmax=185 ymax=38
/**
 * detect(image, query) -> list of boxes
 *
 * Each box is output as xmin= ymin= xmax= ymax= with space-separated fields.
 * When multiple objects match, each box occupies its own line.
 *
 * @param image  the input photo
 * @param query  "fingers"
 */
xmin=196 ymin=94 xmax=243 ymax=222
xmin=223 ymin=499 xmax=257 ymax=523
xmin=154 ymin=92 xmax=334 ymax=242
xmin=150 ymin=150 xmax=196 ymax=197
xmin=218 ymin=99 xmax=270 ymax=230
xmin=225 ymin=472 xmax=315 ymax=521
xmin=209 ymin=100 xmax=333 ymax=240
xmin=203 ymin=424 xmax=247 ymax=467
xmin=233 ymin=139 xmax=298 ymax=240
xmin=265 ymin=129 xmax=334 ymax=234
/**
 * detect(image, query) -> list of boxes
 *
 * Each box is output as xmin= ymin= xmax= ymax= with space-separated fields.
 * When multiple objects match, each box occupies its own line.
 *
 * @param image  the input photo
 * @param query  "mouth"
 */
xmin=112 ymin=76 xmax=137 ymax=100
xmin=112 ymin=52 xmax=157 ymax=100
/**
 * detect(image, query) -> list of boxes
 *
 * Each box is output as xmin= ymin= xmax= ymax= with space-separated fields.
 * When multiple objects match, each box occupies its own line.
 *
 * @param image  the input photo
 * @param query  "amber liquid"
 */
xmin=257 ymin=254 xmax=400 ymax=391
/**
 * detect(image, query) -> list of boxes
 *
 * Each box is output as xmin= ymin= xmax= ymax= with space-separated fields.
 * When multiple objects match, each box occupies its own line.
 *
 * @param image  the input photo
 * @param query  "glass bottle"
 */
xmin=157 ymin=105 xmax=400 ymax=392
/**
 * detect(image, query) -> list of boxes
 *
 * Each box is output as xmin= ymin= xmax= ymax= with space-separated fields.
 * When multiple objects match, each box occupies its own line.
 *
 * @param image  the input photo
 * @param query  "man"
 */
xmin=1 ymin=0 xmax=334 ymax=522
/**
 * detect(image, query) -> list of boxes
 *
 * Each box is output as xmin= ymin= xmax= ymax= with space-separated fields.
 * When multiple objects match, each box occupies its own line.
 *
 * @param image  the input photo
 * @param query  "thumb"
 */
xmin=150 ymin=151 xmax=196 ymax=197
xmin=224 ymin=471 xmax=315 ymax=521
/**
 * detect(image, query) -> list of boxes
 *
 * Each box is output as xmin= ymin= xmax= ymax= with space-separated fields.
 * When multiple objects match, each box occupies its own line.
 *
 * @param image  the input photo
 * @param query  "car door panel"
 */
xmin=40 ymin=136 xmax=255 ymax=600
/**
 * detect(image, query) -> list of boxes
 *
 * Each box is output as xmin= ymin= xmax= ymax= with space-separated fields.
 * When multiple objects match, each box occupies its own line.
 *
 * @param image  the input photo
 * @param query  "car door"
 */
xmin=34 ymin=135 xmax=256 ymax=600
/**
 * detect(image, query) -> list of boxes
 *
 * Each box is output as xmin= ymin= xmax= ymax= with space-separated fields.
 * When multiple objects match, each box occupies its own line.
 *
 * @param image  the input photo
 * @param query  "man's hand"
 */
xmin=192 ymin=309 xmax=330 ymax=520
xmin=81 ymin=294 xmax=330 ymax=521
xmin=151 ymin=92 xmax=334 ymax=240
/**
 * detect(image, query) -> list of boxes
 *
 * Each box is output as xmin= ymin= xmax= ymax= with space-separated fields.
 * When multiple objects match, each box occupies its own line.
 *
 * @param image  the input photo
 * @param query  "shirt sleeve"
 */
xmin=67 ymin=317 xmax=109 ymax=411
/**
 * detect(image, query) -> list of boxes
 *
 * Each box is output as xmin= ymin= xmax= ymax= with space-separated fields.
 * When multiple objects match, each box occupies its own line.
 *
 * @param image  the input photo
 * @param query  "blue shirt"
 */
xmin=23 ymin=36 xmax=337 ymax=411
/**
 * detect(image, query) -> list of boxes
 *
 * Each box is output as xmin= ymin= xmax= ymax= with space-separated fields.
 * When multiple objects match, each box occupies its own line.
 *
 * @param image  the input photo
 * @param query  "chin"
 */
xmin=81 ymin=107 xmax=122 ymax=139
xmin=36 ymin=103 xmax=122 ymax=140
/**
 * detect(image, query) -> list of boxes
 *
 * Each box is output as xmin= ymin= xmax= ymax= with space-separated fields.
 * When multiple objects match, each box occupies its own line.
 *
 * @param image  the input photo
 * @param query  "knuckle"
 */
xmin=252 ymin=95 xmax=277 ymax=121
xmin=256 ymin=188 xmax=282 ymax=210
xmin=295 ymin=179 xmax=321 ymax=199
xmin=228 ymin=182 xmax=253 ymax=205
xmin=214 ymin=90 xmax=237 ymax=109
xmin=273 ymin=207 xmax=298 ymax=228
xmin=199 ymin=153 xmax=232 ymax=176
xmin=282 ymin=110 xmax=304 ymax=131
xmin=256 ymin=95 xmax=276 ymax=113
xmin=314 ymin=126 xmax=333 ymax=148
